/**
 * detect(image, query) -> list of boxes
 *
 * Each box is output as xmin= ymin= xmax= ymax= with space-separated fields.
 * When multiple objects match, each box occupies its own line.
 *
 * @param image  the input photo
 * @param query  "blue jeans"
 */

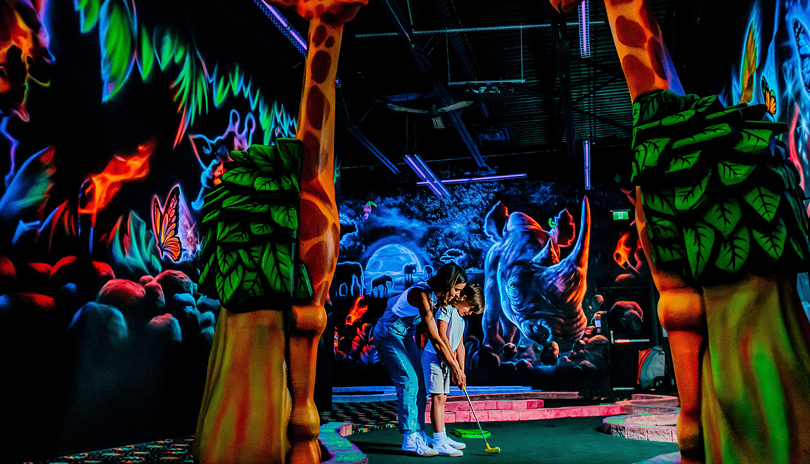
xmin=374 ymin=311 xmax=426 ymax=434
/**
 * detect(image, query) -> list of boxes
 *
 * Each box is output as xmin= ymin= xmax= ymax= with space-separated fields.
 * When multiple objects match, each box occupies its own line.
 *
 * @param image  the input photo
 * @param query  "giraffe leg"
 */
xmin=287 ymin=303 xmax=328 ymax=464
xmin=657 ymin=289 xmax=706 ymax=464
xmin=634 ymin=187 xmax=706 ymax=463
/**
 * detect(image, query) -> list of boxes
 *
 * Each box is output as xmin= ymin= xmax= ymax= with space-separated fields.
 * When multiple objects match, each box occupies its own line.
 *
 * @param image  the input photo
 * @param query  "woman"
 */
xmin=373 ymin=263 xmax=467 ymax=456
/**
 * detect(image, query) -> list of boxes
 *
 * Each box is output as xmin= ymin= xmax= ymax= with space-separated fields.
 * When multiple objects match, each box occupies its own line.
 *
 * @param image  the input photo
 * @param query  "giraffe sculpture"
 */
xmin=193 ymin=0 xmax=366 ymax=463
xmin=550 ymin=1 xmax=810 ymax=463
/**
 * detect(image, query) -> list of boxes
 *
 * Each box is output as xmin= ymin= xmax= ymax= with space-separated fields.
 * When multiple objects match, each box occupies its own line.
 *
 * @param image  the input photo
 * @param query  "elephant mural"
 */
xmin=402 ymin=263 xmax=417 ymax=286
xmin=371 ymin=274 xmax=393 ymax=297
xmin=332 ymin=261 xmax=364 ymax=298
xmin=482 ymin=197 xmax=590 ymax=352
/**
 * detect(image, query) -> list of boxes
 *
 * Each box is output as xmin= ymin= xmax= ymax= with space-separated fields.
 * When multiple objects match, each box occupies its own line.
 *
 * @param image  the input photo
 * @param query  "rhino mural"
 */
xmin=482 ymin=197 xmax=590 ymax=352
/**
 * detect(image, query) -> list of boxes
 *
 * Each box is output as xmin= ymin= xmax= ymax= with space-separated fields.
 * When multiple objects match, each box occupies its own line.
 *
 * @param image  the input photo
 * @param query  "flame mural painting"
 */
xmin=0 ymin=0 xmax=302 ymax=460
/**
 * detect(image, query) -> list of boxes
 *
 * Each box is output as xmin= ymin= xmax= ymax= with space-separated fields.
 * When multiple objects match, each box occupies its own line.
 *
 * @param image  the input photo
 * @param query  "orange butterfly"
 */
xmin=153 ymin=185 xmax=183 ymax=261
xmin=761 ymin=76 xmax=777 ymax=118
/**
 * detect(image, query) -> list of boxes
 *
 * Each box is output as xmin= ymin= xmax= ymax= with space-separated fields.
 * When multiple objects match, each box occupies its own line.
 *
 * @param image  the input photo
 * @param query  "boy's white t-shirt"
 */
xmin=424 ymin=305 xmax=465 ymax=355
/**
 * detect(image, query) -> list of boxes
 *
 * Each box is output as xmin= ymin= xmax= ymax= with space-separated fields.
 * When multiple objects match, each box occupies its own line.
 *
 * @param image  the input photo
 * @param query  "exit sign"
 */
xmin=611 ymin=209 xmax=630 ymax=220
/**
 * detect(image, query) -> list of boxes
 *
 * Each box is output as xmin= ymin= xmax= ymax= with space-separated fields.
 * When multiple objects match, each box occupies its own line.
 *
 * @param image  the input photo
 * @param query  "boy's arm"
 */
xmin=454 ymin=331 xmax=466 ymax=390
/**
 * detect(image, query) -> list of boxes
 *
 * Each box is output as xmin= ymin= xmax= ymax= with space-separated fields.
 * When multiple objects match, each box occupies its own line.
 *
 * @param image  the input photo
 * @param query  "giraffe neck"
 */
xmin=604 ymin=0 xmax=683 ymax=101
xmin=296 ymin=18 xmax=343 ymax=305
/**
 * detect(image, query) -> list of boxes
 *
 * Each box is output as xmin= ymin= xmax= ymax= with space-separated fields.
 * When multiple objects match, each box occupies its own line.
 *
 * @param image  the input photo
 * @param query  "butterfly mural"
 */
xmin=762 ymin=76 xmax=777 ymax=119
xmin=152 ymin=185 xmax=183 ymax=262
xmin=795 ymin=18 xmax=810 ymax=93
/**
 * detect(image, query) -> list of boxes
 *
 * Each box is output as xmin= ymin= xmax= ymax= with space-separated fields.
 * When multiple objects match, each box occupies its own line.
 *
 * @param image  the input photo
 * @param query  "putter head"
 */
xmin=485 ymin=445 xmax=501 ymax=454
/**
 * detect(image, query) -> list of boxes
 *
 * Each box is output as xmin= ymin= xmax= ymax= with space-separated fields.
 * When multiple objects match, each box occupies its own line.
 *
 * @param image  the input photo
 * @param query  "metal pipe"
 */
xmin=356 ymin=21 xmax=605 ymax=38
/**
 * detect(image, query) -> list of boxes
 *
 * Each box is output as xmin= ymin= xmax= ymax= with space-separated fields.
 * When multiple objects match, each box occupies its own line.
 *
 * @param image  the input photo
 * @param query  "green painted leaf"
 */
xmin=199 ymin=257 xmax=214 ymax=285
xmin=228 ymin=150 xmax=254 ymax=165
xmin=738 ymin=128 xmax=773 ymax=150
xmin=222 ymin=194 xmax=251 ymax=209
xmin=241 ymin=270 xmax=264 ymax=301
xmin=744 ymin=186 xmax=780 ymax=222
xmin=752 ymin=218 xmax=787 ymax=261
xmin=222 ymin=263 xmax=244 ymax=304
xmin=221 ymin=166 xmax=257 ymax=188
xmin=270 ymin=204 xmax=298 ymax=230
xmin=225 ymin=201 xmax=270 ymax=214
xmin=202 ymin=207 xmax=220 ymax=224
xmin=691 ymin=95 xmax=719 ymax=114
xmin=216 ymin=246 xmax=239 ymax=275
xmin=631 ymin=120 xmax=661 ymax=148
xmin=666 ymin=151 xmax=701 ymax=175
xmin=703 ymin=199 xmax=742 ymax=238
xmin=254 ymin=175 xmax=281 ymax=192
xmin=99 ymin=0 xmax=135 ymax=100
xmin=262 ymin=242 xmax=294 ymax=295
xmin=714 ymin=227 xmax=751 ymax=274
xmin=276 ymin=138 xmax=303 ymax=173
xmin=218 ymin=222 xmax=250 ymax=243
xmin=653 ymin=242 xmax=685 ymax=264
xmin=671 ymin=124 xmax=733 ymax=151
xmin=280 ymin=174 xmax=300 ymax=192
xmin=762 ymin=163 xmax=799 ymax=191
xmin=642 ymin=190 xmax=676 ymax=216
xmin=250 ymin=222 xmax=277 ymax=236
xmin=238 ymin=249 xmax=257 ymax=268
xmin=674 ymin=171 xmax=711 ymax=212
xmin=661 ymin=110 xmax=696 ymax=127
xmin=717 ymin=161 xmax=754 ymax=186
xmin=293 ymin=261 xmax=314 ymax=300
xmin=635 ymin=94 xmax=662 ymax=127
xmin=684 ymin=221 xmax=715 ymax=277
xmin=792 ymin=236 xmax=806 ymax=260
xmin=704 ymin=107 xmax=742 ymax=122
xmin=634 ymin=138 xmax=669 ymax=172
xmin=647 ymin=215 xmax=679 ymax=240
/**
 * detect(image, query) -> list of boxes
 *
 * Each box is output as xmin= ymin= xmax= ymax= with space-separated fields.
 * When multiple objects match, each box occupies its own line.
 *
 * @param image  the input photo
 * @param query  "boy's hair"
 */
xmin=459 ymin=283 xmax=485 ymax=315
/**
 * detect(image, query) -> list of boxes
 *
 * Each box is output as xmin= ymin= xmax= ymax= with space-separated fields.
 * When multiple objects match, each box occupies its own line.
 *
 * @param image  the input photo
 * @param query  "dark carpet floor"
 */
xmin=349 ymin=416 xmax=680 ymax=464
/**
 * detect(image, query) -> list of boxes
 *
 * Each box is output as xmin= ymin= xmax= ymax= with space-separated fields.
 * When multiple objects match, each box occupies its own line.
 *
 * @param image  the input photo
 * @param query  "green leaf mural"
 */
xmin=222 ymin=167 xmax=259 ymax=188
xmin=715 ymin=227 xmax=751 ymax=274
xmin=647 ymin=215 xmax=679 ymax=240
xmin=653 ymin=242 xmax=685 ymax=265
xmin=675 ymin=171 xmax=710 ymax=212
xmin=717 ymin=161 xmax=754 ymax=186
xmin=744 ymin=186 xmax=780 ymax=222
xmin=684 ymin=221 xmax=715 ymax=278
xmin=671 ymin=124 xmax=733 ymax=151
xmin=752 ymin=218 xmax=787 ymax=262
xmin=666 ymin=151 xmax=702 ymax=176
xmin=704 ymin=199 xmax=742 ymax=238
xmin=634 ymin=137 xmax=670 ymax=172
xmin=642 ymin=190 xmax=676 ymax=215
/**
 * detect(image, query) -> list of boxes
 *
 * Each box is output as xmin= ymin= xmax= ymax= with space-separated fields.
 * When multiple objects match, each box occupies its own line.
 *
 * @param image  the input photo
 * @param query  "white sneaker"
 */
xmin=444 ymin=434 xmax=466 ymax=450
xmin=433 ymin=440 xmax=463 ymax=457
xmin=420 ymin=431 xmax=434 ymax=447
xmin=402 ymin=432 xmax=438 ymax=456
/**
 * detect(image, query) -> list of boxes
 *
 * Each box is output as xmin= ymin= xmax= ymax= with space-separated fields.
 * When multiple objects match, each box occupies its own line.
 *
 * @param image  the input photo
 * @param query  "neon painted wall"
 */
xmin=330 ymin=179 xmax=655 ymax=392
xmin=0 ymin=0 xmax=298 ymax=460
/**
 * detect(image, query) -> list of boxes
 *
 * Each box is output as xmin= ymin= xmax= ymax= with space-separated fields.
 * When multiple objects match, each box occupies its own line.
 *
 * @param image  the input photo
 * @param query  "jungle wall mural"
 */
xmin=330 ymin=178 xmax=657 ymax=393
xmin=0 ymin=0 xmax=299 ymax=461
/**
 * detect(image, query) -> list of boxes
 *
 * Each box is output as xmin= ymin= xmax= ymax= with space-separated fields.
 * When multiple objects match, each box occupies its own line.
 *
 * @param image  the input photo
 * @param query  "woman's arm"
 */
xmin=409 ymin=290 xmax=463 ymax=379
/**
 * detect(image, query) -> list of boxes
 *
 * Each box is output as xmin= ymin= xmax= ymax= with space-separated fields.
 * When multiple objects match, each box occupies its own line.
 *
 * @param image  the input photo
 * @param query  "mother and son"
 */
xmin=373 ymin=263 xmax=485 ymax=457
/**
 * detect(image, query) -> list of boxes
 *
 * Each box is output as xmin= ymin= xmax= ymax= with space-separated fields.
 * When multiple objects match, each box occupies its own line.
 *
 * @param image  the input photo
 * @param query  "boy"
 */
xmin=421 ymin=283 xmax=485 ymax=457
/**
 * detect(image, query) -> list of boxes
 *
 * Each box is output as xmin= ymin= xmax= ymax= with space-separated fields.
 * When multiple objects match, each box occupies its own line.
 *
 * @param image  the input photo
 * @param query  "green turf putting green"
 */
xmin=348 ymin=416 xmax=680 ymax=463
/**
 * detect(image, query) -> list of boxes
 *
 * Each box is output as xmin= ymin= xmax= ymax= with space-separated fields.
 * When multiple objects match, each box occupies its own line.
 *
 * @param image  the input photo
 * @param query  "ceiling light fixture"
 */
xmin=416 ymin=173 xmax=527 ymax=185
xmin=404 ymin=154 xmax=451 ymax=198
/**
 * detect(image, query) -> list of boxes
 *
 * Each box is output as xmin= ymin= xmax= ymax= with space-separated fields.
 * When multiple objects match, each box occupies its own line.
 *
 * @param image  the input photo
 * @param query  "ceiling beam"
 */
xmin=431 ymin=0 xmax=493 ymax=120
xmin=381 ymin=0 xmax=490 ymax=170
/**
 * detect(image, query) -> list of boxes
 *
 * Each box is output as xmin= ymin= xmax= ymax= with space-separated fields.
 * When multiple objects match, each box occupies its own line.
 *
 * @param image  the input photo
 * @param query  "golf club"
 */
xmin=462 ymin=387 xmax=501 ymax=454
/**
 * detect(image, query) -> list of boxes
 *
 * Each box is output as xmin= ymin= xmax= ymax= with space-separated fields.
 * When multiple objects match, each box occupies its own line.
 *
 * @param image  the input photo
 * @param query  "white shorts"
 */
xmin=421 ymin=350 xmax=449 ymax=394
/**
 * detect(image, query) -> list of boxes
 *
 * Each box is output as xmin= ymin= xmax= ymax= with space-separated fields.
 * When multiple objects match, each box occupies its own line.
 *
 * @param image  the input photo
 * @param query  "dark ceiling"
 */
xmin=234 ymin=0 xmax=750 ymax=194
